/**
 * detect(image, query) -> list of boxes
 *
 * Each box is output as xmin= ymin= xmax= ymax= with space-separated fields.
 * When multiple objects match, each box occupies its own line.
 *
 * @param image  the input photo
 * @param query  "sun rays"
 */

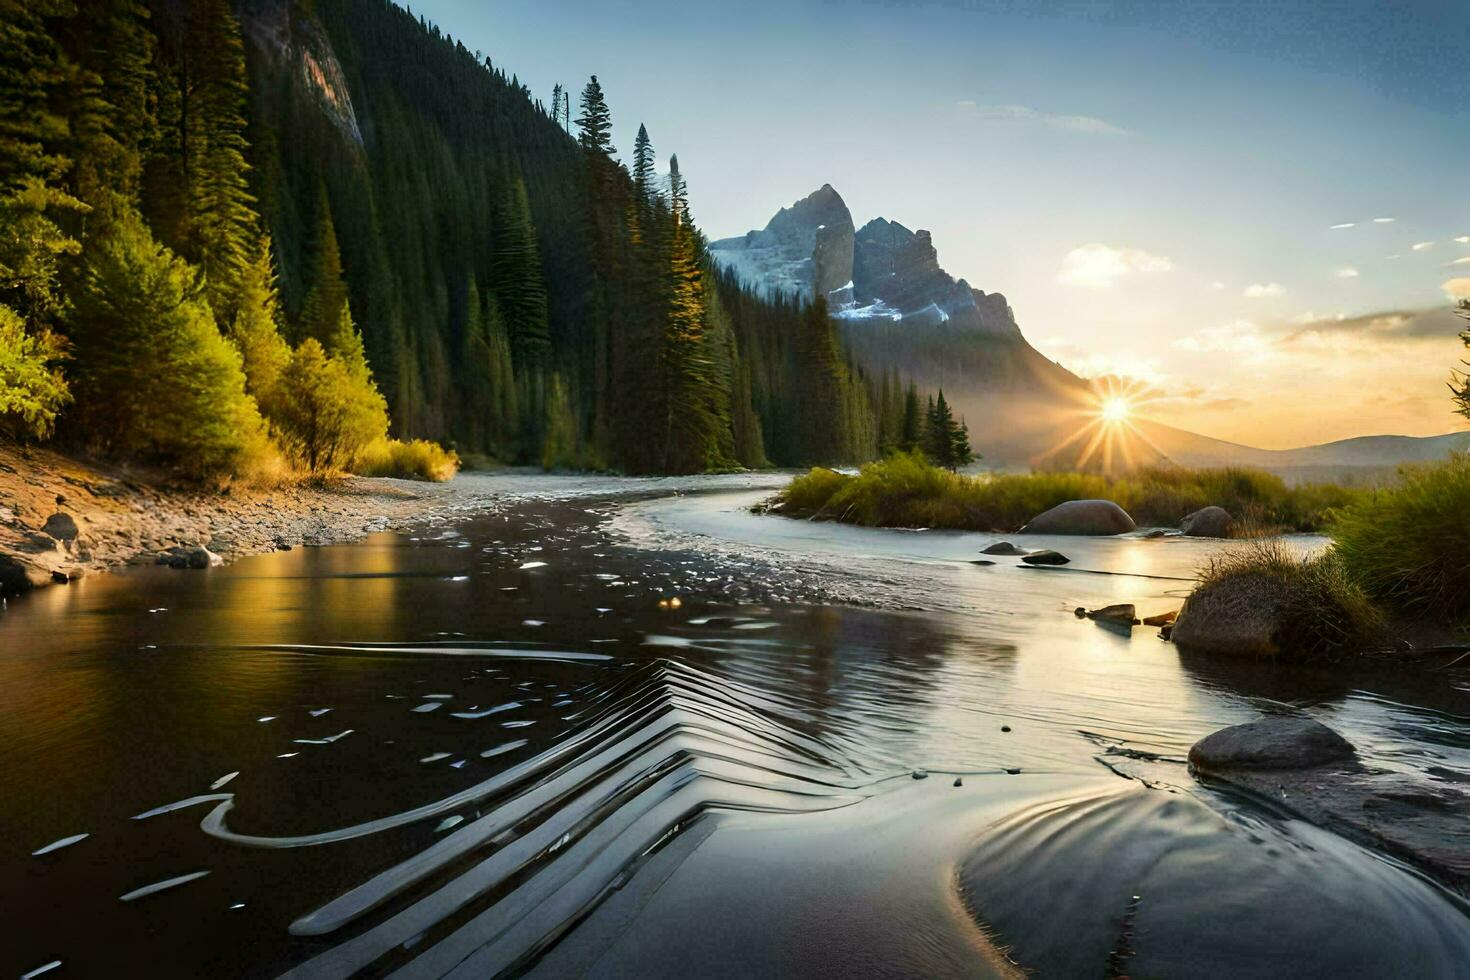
xmin=1034 ymin=375 xmax=1172 ymax=473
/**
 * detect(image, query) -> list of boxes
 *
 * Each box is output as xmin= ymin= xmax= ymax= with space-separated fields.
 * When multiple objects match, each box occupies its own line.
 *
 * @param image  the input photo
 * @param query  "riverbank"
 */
xmin=770 ymin=453 xmax=1361 ymax=534
xmin=0 ymin=442 xmax=462 ymax=596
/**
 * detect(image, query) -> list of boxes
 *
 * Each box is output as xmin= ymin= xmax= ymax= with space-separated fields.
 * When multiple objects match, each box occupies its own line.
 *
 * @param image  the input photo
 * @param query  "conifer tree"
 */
xmin=900 ymin=382 xmax=922 ymax=452
xmin=298 ymin=192 xmax=350 ymax=347
xmin=66 ymin=210 xmax=268 ymax=475
xmin=0 ymin=303 xmax=69 ymax=440
xmin=228 ymin=235 xmax=291 ymax=412
xmin=540 ymin=372 xmax=577 ymax=469
xmin=491 ymin=175 xmax=550 ymax=365
xmin=184 ymin=0 xmax=258 ymax=318
xmin=575 ymin=76 xmax=614 ymax=157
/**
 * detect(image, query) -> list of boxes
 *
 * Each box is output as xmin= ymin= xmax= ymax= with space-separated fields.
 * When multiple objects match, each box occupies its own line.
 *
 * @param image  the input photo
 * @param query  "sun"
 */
xmin=1100 ymin=396 xmax=1132 ymax=423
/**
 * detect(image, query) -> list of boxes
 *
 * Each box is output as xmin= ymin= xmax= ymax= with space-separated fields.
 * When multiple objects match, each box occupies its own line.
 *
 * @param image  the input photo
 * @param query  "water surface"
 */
xmin=3 ymin=476 xmax=1468 ymax=977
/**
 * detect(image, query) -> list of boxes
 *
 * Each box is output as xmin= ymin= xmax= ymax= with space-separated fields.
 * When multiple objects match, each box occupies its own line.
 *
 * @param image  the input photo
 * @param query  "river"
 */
xmin=3 ymin=474 xmax=1468 ymax=977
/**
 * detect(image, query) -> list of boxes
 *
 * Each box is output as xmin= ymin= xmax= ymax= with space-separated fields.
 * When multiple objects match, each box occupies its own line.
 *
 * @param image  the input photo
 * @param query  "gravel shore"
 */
xmin=0 ymin=443 xmax=462 ymax=596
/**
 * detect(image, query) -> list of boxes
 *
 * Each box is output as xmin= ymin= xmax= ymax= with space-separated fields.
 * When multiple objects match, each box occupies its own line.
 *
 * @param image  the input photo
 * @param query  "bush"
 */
xmin=1195 ymin=538 xmax=1384 ymax=660
xmin=1331 ymin=454 xmax=1470 ymax=620
xmin=0 ymin=304 xmax=69 ymax=439
xmin=772 ymin=452 xmax=1358 ymax=533
xmin=354 ymin=438 xmax=460 ymax=482
xmin=271 ymin=338 xmax=388 ymax=475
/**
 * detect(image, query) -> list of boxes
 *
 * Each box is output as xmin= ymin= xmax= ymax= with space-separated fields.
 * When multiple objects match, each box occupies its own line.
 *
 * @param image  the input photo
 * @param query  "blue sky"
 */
xmin=405 ymin=0 xmax=1470 ymax=447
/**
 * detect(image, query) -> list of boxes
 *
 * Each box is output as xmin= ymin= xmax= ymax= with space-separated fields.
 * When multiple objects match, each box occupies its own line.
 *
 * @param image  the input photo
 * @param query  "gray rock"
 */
xmin=980 ymin=541 xmax=1028 ymax=556
xmin=41 ymin=511 xmax=79 ymax=541
xmin=1170 ymin=574 xmax=1285 ymax=657
xmin=1021 ymin=549 xmax=1070 ymax=566
xmin=1189 ymin=717 xmax=1355 ymax=771
xmin=1020 ymin=499 xmax=1136 ymax=536
xmin=1191 ymin=717 xmax=1470 ymax=891
xmin=0 ymin=554 xmax=52 ymax=596
xmin=1180 ymin=506 xmax=1234 ymax=538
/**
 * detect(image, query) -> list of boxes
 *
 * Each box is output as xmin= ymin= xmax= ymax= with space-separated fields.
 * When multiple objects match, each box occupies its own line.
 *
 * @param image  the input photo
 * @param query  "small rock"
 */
xmin=1086 ymin=603 xmax=1138 ymax=627
xmin=969 ymin=559 xmax=996 ymax=566
xmin=1073 ymin=607 xmax=1087 ymax=618
xmin=1022 ymin=550 xmax=1070 ymax=566
xmin=1005 ymin=767 xmax=1021 ymax=775
xmin=953 ymin=777 xmax=963 ymax=787
xmin=911 ymin=769 xmax=928 ymax=780
xmin=1142 ymin=610 xmax=1179 ymax=627
xmin=1188 ymin=717 xmax=1355 ymax=771
xmin=1140 ymin=528 xmax=1170 ymax=539
xmin=981 ymin=541 xmax=1028 ymax=556
xmin=1001 ymin=725 xmax=1011 ymax=733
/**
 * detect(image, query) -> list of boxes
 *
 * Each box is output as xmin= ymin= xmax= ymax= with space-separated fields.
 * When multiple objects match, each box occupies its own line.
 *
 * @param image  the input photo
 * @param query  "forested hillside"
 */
xmin=0 ymin=0 xmax=929 ymax=477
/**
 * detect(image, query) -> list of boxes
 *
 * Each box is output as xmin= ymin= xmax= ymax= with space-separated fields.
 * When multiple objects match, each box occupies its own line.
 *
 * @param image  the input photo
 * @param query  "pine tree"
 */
xmin=184 ymin=0 xmax=259 ymax=319
xmin=795 ymin=296 xmax=847 ymax=463
xmin=228 ymin=235 xmax=291 ymax=411
xmin=297 ymin=192 xmax=350 ymax=347
xmin=900 ymin=382 xmax=922 ymax=452
xmin=540 ymin=371 xmax=577 ymax=469
xmin=0 ymin=0 xmax=85 ymax=328
xmin=575 ymin=75 xmax=614 ymax=157
xmin=491 ymin=174 xmax=550 ymax=365
xmin=66 ymin=210 xmax=268 ymax=475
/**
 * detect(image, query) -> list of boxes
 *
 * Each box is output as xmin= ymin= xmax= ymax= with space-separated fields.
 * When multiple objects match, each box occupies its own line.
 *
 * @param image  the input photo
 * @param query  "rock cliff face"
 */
xmin=242 ymin=0 xmax=364 ymax=148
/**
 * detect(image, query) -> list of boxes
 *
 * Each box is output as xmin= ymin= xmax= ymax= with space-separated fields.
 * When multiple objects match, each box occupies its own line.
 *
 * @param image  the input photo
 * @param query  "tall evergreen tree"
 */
xmin=227 ymin=234 xmax=291 ymax=411
xmin=183 ymin=0 xmax=258 ymax=318
xmin=297 ymin=192 xmax=350 ymax=347
xmin=491 ymin=174 xmax=550 ymax=365
xmin=66 ymin=211 xmax=267 ymax=474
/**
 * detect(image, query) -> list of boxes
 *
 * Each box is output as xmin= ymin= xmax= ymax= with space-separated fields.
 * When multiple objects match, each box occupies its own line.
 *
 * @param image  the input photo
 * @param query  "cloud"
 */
xmin=1173 ymin=319 xmax=1271 ymax=354
xmin=1243 ymin=282 xmax=1285 ymax=298
xmin=1412 ymin=241 xmax=1435 ymax=251
xmin=956 ymin=100 xmax=1128 ymax=136
xmin=1283 ymin=307 xmax=1463 ymax=343
xmin=1055 ymin=243 xmax=1173 ymax=288
xmin=1451 ymin=257 xmax=1470 ymax=266
xmin=1456 ymin=236 xmax=1470 ymax=244
xmin=1336 ymin=267 xmax=1360 ymax=279
xmin=1443 ymin=278 xmax=1470 ymax=301
xmin=1330 ymin=222 xmax=1356 ymax=230
xmin=1373 ymin=217 xmax=1396 ymax=223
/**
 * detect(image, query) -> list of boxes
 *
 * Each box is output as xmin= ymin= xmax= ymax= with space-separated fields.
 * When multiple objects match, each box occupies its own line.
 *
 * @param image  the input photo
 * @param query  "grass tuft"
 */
xmin=1195 ymin=538 xmax=1384 ymax=660
xmin=1330 ymin=453 xmax=1470 ymax=620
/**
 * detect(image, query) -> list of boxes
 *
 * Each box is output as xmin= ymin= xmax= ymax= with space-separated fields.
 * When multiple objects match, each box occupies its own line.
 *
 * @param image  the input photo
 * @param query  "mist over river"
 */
xmin=4 ymin=475 xmax=1469 ymax=977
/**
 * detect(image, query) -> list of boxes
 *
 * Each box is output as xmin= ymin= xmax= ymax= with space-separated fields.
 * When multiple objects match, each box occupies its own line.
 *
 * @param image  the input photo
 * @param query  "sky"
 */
xmin=404 ymin=0 xmax=1470 ymax=449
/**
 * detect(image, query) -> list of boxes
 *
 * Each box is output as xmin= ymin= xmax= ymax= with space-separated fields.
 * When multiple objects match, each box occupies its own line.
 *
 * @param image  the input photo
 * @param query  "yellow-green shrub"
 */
xmin=354 ymin=438 xmax=460 ymax=482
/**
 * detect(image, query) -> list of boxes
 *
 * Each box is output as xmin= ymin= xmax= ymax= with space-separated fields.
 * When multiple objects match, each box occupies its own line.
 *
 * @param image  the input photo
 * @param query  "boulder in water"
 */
xmin=1180 ymin=506 xmax=1234 ymax=538
xmin=981 ymin=541 xmax=1028 ymax=556
xmin=1020 ymin=499 xmax=1136 ymax=536
xmin=1169 ymin=574 xmax=1285 ymax=657
xmin=1021 ymin=549 xmax=1070 ymax=566
xmin=1189 ymin=717 xmax=1355 ymax=771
